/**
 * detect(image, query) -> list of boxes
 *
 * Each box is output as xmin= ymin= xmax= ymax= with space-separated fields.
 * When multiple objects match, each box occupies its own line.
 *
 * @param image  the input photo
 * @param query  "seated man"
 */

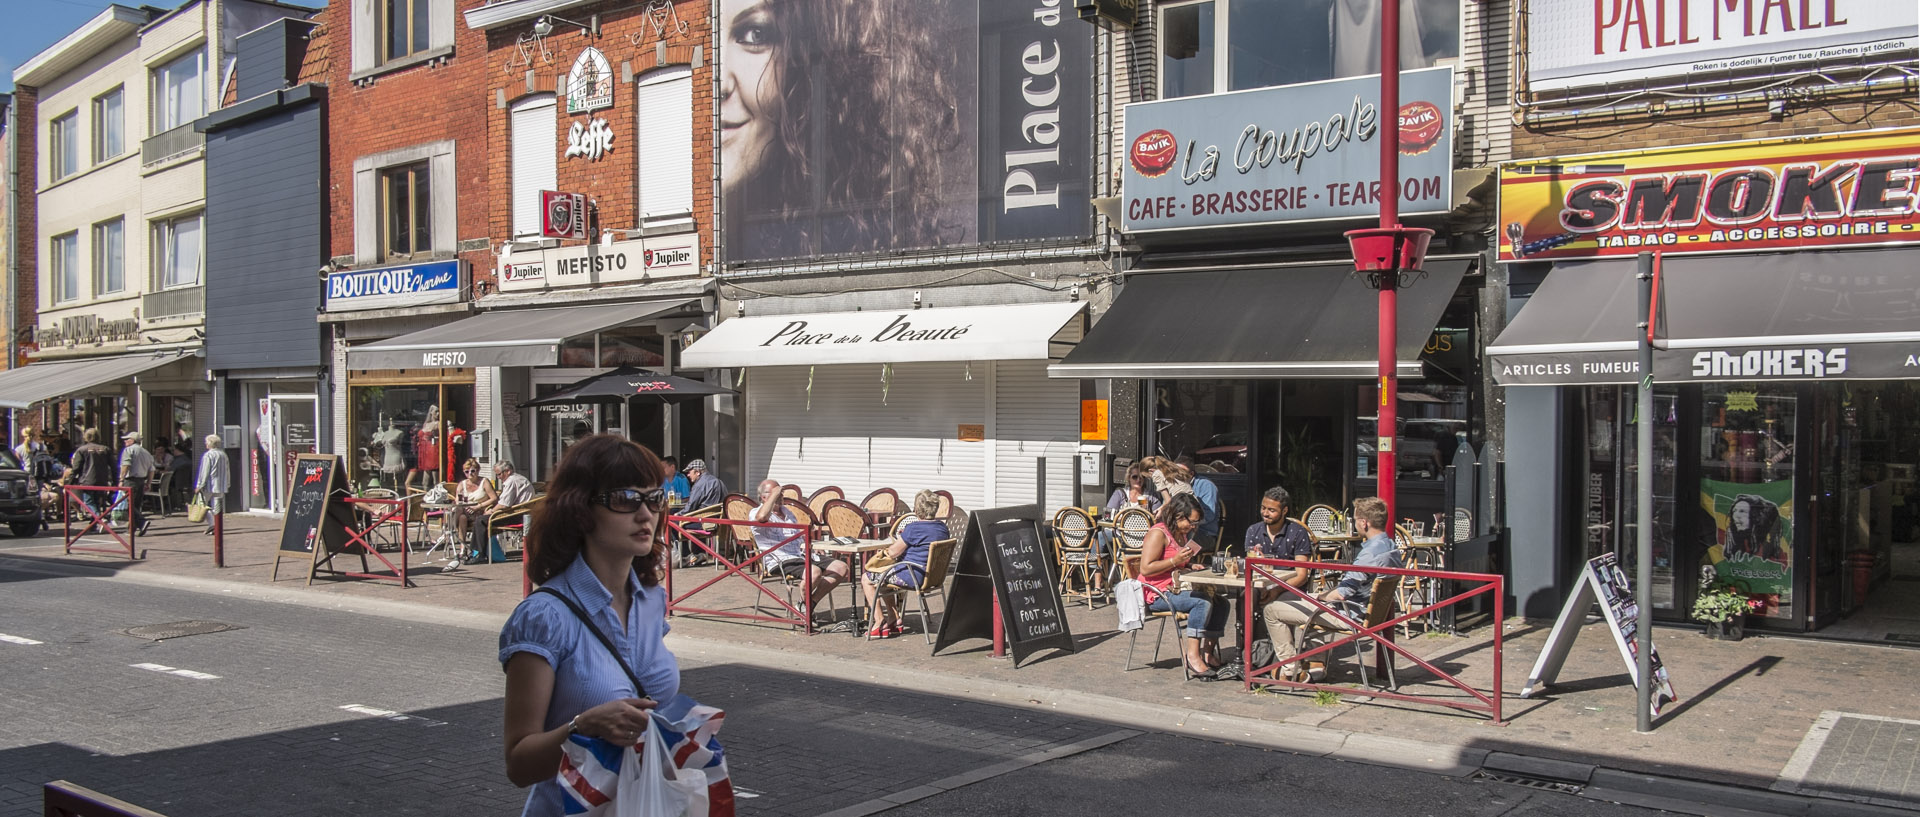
xmin=678 ymin=459 xmax=726 ymax=566
xmin=494 ymin=459 xmax=534 ymax=508
xmin=1259 ymin=496 xmax=1404 ymax=682
xmin=1244 ymin=486 xmax=1316 ymax=605
xmin=750 ymin=479 xmax=851 ymax=612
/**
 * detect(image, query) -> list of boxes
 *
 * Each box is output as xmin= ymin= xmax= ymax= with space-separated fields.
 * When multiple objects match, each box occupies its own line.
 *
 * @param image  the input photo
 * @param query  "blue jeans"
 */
xmin=1148 ymin=590 xmax=1229 ymax=639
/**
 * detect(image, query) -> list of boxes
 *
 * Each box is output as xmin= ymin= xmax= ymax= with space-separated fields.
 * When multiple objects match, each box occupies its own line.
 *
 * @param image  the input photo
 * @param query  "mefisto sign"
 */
xmin=1121 ymin=67 xmax=1454 ymax=233
xmin=498 ymin=236 xmax=701 ymax=292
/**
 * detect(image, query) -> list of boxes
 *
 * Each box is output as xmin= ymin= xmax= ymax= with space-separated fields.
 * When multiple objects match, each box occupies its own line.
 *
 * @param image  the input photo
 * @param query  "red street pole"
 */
xmin=1376 ymin=0 xmax=1402 ymax=523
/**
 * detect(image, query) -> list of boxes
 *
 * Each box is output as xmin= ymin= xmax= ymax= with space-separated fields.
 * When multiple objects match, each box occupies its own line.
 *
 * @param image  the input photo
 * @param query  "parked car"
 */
xmin=0 ymin=449 xmax=43 ymax=536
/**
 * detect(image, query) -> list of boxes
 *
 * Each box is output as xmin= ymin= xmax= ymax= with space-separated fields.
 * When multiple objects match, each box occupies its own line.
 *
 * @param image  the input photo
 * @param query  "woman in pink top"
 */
xmin=1139 ymin=493 xmax=1231 ymax=676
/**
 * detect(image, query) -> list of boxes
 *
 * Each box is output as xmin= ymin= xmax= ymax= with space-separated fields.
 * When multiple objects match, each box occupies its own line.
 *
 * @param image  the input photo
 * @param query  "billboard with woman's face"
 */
xmin=719 ymin=0 xmax=1093 ymax=263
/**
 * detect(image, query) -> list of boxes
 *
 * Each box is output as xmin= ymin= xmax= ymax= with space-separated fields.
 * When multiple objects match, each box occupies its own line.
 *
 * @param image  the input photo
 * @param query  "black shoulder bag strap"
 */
xmin=534 ymin=586 xmax=649 ymax=699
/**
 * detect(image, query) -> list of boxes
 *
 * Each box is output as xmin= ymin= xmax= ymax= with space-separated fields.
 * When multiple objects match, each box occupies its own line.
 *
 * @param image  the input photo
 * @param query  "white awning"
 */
xmin=681 ymin=302 xmax=1087 ymax=368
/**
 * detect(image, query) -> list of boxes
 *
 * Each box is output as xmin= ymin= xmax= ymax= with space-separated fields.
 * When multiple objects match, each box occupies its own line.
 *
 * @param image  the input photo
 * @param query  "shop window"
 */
xmin=348 ymin=382 xmax=475 ymax=490
xmin=1699 ymin=384 xmax=1796 ymax=620
xmin=1158 ymin=0 xmax=1459 ymax=100
xmin=635 ymin=67 xmax=694 ymax=220
xmin=1354 ymin=382 xmax=1468 ymax=486
xmin=151 ymin=213 xmax=203 ymax=289
xmin=380 ymin=161 xmax=432 ymax=261
xmin=51 ymin=232 xmax=80 ymax=303
xmin=151 ymin=49 xmax=203 ymax=135
xmin=50 ymin=110 xmax=79 ymax=181
xmin=92 ymin=219 xmax=125 ymax=295
xmin=509 ymin=94 xmax=556 ymax=238
xmin=598 ymin=325 xmax=666 ymax=368
xmin=92 ymin=86 xmax=124 ymax=162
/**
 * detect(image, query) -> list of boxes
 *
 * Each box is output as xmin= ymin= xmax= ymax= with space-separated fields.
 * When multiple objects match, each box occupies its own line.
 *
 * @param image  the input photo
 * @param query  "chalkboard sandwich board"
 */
xmin=270 ymin=454 xmax=408 ymax=586
xmin=934 ymin=504 xmax=1075 ymax=666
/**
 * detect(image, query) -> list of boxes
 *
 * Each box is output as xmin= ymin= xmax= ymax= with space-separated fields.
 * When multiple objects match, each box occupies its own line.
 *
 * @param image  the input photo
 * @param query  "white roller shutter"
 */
xmin=635 ymin=67 xmax=693 ymax=217
xmin=746 ymin=363 xmax=989 ymax=508
xmin=510 ymin=94 xmax=557 ymax=237
xmin=991 ymin=360 xmax=1078 ymax=509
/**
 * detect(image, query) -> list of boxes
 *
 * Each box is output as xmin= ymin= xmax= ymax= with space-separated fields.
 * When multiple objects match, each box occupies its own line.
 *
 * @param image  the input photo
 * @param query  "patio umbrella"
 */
xmin=519 ymin=367 xmax=734 ymax=407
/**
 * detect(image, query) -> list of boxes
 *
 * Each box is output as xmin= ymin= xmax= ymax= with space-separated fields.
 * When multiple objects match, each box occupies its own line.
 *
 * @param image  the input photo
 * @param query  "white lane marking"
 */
xmin=130 ymin=662 xmax=222 ymax=680
xmin=733 ymin=787 xmax=762 ymax=800
xmin=0 ymin=633 xmax=44 ymax=645
xmin=338 ymin=704 xmax=447 ymax=727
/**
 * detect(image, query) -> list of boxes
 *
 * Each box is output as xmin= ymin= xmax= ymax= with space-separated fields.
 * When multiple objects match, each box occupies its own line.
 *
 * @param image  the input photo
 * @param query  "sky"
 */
xmin=0 ymin=0 xmax=327 ymax=94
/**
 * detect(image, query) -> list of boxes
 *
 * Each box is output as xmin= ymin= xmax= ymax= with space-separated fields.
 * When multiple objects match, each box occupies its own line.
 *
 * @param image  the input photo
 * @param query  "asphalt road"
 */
xmin=0 ymin=561 xmax=1679 ymax=817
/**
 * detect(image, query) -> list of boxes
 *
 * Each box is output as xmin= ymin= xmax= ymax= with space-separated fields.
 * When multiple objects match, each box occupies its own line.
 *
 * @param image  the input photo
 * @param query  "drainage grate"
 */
xmin=1473 ymin=770 xmax=1586 ymax=795
xmin=1885 ymin=633 xmax=1920 ymax=644
xmin=120 ymin=620 xmax=245 ymax=641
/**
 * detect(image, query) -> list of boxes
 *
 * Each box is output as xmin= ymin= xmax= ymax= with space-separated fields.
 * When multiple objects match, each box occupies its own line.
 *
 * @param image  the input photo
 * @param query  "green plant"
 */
xmin=1312 ymin=689 xmax=1343 ymax=707
xmin=1691 ymin=584 xmax=1751 ymax=623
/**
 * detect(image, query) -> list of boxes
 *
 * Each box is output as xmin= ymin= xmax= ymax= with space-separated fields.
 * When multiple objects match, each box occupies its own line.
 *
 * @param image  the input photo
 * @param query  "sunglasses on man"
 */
xmin=594 ymin=487 xmax=668 ymax=514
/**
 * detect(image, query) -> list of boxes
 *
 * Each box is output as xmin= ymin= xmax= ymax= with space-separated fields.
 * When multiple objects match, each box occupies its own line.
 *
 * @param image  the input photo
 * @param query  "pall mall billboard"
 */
xmin=1498 ymin=127 xmax=1920 ymax=262
xmin=718 ymin=0 xmax=1092 ymax=262
xmin=1121 ymin=66 xmax=1454 ymax=233
xmin=1527 ymin=0 xmax=1916 ymax=91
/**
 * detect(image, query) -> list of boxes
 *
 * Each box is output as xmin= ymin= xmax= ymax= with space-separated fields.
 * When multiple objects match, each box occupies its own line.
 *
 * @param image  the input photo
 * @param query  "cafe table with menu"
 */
xmin=811 ymin=537 xmax=892 ymax=635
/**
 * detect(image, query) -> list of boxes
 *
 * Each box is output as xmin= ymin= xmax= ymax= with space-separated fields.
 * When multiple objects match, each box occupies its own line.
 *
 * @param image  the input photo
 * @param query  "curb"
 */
xmin=7 ymin=552 xmax=1915 ymax=816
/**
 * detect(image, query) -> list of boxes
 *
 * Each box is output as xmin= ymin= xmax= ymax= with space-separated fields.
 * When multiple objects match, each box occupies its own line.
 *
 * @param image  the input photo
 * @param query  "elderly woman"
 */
xmin=451 ymin=458 xmax=498 ymax=561
xmin=859 ymin=489 xmax=949 ymax=638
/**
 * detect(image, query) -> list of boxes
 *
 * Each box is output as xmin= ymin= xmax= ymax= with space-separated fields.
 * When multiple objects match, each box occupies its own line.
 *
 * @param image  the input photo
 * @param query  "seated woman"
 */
xmin=1139 ymin=493 xmax=1231 ymax=676
xmin=451 ymin=458 xmax=498 ymax=557
xmin=860 ymin=490 xmax=948 ymax=638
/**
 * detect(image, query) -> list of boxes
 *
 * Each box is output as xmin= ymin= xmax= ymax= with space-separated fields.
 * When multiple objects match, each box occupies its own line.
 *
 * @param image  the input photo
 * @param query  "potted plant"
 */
xmin=1691 ymin=569 xmax=1751 ymax=640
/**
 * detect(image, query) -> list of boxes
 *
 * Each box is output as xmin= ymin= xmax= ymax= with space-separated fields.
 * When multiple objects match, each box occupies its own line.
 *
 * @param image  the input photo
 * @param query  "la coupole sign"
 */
xmin=1498 ymin=127 xmax=1920 ymax=262
xmin=1527 ymin=0 xmax=1915 ymax=91
xmin=1120 ymin=67 xmax=1453 ymax=233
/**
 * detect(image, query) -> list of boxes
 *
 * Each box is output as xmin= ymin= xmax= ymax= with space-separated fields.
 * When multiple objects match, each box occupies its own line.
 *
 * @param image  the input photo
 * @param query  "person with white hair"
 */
xmin=195 ymin=434 xmax=230 ymax=535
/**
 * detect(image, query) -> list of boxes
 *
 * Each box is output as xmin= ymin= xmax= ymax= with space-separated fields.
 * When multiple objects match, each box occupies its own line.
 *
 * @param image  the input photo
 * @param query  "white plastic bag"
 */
xmin=617 ymin=714 xmax=706 ymax=817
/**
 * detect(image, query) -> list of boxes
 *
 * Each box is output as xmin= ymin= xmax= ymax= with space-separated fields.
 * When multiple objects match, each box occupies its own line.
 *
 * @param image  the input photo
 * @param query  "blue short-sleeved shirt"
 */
xmin=500 ymin=555 xmax=681 ymax=817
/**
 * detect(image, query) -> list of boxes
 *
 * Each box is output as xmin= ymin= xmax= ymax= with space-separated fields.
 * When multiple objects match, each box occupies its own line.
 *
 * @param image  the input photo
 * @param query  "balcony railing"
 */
xmin=143 ymin=285 xmax=203 ymax=322
xmin=141 ymin=123 xmax=203 ymax=166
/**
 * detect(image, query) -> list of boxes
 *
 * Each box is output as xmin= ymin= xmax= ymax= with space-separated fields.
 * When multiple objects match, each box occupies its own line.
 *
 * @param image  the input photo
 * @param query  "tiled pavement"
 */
xmin=5 ymin=516 xmax=1920 ymax=811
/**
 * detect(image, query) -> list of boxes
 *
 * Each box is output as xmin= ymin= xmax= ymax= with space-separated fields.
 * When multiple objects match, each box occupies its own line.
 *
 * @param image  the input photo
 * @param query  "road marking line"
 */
xmin=0 ymin=633 xmax=44 ymax=645
xmin=338 ymin=704 xmax=447 ymax=727
xmin=732 ymin=787 xmax=761 ymax=800
xmin=130 ymin=662 xmax=221 ymax=680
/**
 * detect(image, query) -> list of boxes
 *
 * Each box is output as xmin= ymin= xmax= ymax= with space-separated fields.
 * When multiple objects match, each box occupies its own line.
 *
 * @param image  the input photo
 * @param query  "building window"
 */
xmin=383 ymin=0 xmax=432 ymax=64
xmin=509 ymin=94 xmax=556 ymax=237
xmin=636 ymin=68 xmax=694 ymax=219
xmin=1158 ymin=0 xmax=1459 ymax=99
xmin=50 ymin=110 xmax=79 ymax=180
xmin=52 ymin=232 xmax=81 ymax=303
xmin=152 ymin=213 xmax=203 ymax=289
xmin=92 ymin=219 xmax=125 ymax=295
xmin=380 ymin=162 xmax=432 ymax=260
xmin=151 ymin=49 xmax=204 ymax=134
xmin=92 ymin=86 xmax=124 ymax=162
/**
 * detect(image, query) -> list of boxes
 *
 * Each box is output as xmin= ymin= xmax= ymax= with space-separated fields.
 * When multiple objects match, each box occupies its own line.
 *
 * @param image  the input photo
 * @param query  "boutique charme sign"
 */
xmin=1120 ymin=67 xmax=1453 ymax=232
xmin=1499 ymin=127 xmax=1920 ymax=262
xmin=325 ymin=260 xmax=464 ymax=312
xmin=1526 ymin=0 xmax=1915 ymax=91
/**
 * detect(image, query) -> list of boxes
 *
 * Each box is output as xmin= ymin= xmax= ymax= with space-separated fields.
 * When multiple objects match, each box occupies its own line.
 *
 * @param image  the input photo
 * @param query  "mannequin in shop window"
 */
xmin=442 ymin=412 xmax=469 ymax=478
xmin=371 ymin=414 xmax=407 ymax=488
xmin=411 ymin=406 xmax=442 ymax=492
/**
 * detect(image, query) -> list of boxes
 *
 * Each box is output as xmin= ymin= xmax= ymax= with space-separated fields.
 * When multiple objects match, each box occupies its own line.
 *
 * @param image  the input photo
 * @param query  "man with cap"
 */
xmin=118 ymin=431 xmax=157 ymax=536
xmin=680 ymin=459 xmax=728 ymax=567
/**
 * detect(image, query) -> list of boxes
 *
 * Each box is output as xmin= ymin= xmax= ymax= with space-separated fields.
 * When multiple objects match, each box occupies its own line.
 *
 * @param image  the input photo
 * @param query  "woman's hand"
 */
xmin=574 ymin=697 xmax=658 ymax=743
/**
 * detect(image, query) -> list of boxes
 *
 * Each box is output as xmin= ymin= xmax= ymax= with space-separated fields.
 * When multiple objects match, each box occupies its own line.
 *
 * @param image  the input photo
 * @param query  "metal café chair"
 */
xmin=820 ymin=499 xmax=868 ymax=540
xmin=1109 ymin=506 xmax=1153 ymax=585
xmin=1315 ymin=576 xmax=1402 ymax=690
xmin=1119 ymin=554 xmax=1191 ymax=678
xmin=1302 ymin=504 xmax=1343 ymax=536
xmin=873 ymin=537 xmax=958 ymax=644
xmin=779 ymin=484 xmax=803 ymax=502
xmin=933 ymin=490 xmax=955 ymax=519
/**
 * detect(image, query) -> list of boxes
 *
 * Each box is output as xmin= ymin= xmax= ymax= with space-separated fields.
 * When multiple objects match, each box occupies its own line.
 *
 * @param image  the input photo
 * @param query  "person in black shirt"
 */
xmin=1243 ymin=486 xmax=1317 ymax=608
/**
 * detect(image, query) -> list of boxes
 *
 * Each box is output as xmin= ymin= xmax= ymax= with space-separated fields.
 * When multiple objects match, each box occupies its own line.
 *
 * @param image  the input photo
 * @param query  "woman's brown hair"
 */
xmin=527 ymin=434 xmax=668 ymax=586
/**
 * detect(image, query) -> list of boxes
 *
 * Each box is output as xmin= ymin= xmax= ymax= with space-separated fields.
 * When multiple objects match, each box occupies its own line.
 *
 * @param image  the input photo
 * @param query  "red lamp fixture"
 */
xmin=1344 ymin=226 xmax=1434 ymax=287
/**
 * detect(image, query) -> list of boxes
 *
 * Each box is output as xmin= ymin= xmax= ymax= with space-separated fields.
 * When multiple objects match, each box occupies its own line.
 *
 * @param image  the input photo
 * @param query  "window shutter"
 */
xmin=350 ymin=0 xmax=372 ymax=72
xmin=510 ymin=95 xmax=557 ymax=237
xmin=635 ymin=68 xmax=693 ymax=218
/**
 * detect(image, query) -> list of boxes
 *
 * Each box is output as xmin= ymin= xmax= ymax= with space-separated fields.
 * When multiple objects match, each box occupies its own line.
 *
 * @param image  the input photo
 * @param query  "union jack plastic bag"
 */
xmin=557 ymin=694 xmax=734 ymax=817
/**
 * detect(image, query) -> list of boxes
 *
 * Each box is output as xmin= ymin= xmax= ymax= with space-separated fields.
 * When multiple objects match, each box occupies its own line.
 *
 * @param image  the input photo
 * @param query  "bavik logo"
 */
xmin=1130 ymin=129 xmax=1178 ymax=178
xmin=1398 ymin=101 xmax=1443 ymax=156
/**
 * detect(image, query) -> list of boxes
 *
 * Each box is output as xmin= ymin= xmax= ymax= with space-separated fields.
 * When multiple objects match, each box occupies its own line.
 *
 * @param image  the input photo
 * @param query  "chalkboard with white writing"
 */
xmin=270 ymin=454 xmax=354 ymax=583
xmin=933 ymin=504 xmax=1075 ymax=665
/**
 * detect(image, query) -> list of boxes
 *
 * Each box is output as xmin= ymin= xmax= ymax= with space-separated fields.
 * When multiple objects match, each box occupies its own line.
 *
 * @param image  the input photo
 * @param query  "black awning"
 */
xmin=346 ymin=300 xmax=694 ymax=370
xmin=1049 ymin=259 xmax=1470 ymax=379
xmin=1489 ymin=247 xmax=1920 ymax=386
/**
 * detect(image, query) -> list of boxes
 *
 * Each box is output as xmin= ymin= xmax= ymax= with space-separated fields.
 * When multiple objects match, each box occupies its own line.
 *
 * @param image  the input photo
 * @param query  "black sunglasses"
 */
xmin=594 ymin=487 xmax=668 ymax=514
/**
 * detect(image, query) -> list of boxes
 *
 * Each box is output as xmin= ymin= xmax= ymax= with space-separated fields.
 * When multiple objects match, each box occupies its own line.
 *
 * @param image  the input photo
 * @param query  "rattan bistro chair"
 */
xmin=1109 ymin=506 xmax=1153 ymax=584
xmin=807 ymin=486 xmax=844 ymax=521
xmin=1052 ymin=507 xmax=1102 ymax=608
xmin=820 ymin=499 xmax=868 ymax=539
xmin=874 ymin=537 xmax=958 ymax=644
xmin=1314 ymin=576 xmax=1401 ymax=690
xmin=1302 ymin=504 xmax=1342 ymax=536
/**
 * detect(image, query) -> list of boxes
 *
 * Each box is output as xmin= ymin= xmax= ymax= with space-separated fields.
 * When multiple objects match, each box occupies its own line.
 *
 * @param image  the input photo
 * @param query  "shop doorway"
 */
xmin=1807 ymin=382 xmax=1920 ymax=642
xmin=257 ymin=396 xmax=318 ymax=512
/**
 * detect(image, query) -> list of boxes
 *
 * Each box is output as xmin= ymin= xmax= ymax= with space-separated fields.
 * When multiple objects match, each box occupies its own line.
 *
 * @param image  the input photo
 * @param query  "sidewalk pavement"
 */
xmin=7 ymin=514 xmax=1918 ymax=816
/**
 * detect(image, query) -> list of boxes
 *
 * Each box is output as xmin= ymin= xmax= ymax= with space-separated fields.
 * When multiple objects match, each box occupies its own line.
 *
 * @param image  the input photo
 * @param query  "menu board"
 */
xmin=271 ymin=454 xmax=353 ymax=582
xmin=934 ymin=504 xmax=1076 ymax=666
xmin=1523 ymin=553 xmax=1680 ymax=717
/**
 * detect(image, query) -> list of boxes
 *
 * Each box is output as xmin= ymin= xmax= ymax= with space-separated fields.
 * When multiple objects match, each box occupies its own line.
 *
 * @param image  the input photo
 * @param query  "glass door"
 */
xmin=1698 ymin=384 xmax=1799 ymax=625
xmin=270 ymin=397 xmax=318 ymax=512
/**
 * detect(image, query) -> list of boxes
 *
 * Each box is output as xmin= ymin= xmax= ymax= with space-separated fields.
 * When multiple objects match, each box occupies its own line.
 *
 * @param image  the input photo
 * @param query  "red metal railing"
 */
xmin=1241 ymin=556 xmax=1505 ymax=724
xmin=61 ymin=485 xmax=140 ymax=560
xmin=335 ymin=496 xmax=412 ymax=587
xmin=662 ymin=513 xmax=817 ymax=633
